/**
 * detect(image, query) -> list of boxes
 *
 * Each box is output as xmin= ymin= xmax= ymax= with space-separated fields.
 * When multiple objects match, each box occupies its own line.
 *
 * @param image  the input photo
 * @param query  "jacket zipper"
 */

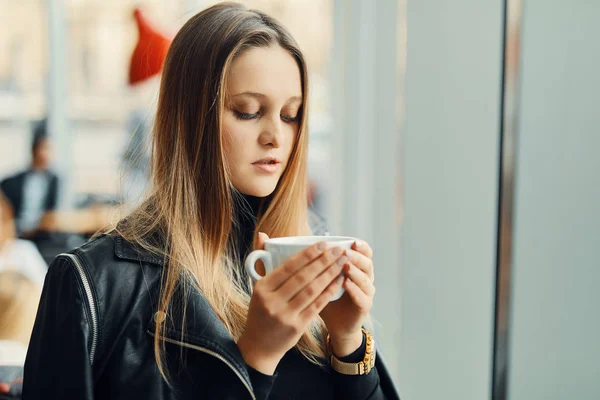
xmin=59 ymin=253 xmax=99 ymax=366
xmin=148 ymin=332 xmax=256 ymax=400
xmin=56 ymin=252 xmax=255 ymax=399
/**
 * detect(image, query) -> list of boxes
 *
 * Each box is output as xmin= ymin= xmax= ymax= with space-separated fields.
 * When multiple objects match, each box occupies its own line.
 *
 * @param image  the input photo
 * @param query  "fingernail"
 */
xmin=318 ymin=242 xmax=327 ymax=251
xmin=332 ymin=247 xmax=343 ymax=257
xmin=354 ymin=240 xmax=362 ymax=248
xmin=336 ymin=256 xmax=348 ymax=266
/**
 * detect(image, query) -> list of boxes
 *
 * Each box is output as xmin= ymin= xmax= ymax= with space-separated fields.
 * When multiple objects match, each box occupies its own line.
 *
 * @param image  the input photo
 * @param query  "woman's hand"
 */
xmin=238 ymin=233 xmax=348 ymax=375
xmin=319 ymin=240 xmax=375 ymax=357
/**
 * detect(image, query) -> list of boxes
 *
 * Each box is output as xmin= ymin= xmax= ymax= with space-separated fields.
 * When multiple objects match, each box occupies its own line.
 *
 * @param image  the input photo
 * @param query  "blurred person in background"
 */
xmin=0 ymin=271 xmax=41 ymax=398
xmin=23 ymin=3 xmax=399 ymax=400
xmin=0 ymin=191 xmax=47 ymax=287
xmin=0 ymin=120 xmax=60 ymax=238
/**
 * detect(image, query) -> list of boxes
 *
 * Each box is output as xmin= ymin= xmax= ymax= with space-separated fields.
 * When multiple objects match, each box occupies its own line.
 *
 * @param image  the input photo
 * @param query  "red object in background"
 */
xmin=129 ymin=8 xmax=172 ymax=85
xmin=0 ymin=383 xmax=10 ymax=395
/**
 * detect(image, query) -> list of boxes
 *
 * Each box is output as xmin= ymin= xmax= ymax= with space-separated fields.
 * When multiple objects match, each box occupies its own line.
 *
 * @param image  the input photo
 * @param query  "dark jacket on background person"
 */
xmin=22 ymin=208 xmax=400 ymax=400
xmin=0 ymin=170 xmax=59 ymax=224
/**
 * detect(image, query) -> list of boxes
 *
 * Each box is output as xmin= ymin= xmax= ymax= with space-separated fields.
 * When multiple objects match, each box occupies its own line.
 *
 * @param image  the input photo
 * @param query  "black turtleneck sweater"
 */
xmin=232 ymin=194 xmax=385 ymax=400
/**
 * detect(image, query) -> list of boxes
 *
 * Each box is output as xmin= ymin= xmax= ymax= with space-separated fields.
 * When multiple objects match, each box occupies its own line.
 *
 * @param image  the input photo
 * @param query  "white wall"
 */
xmin=508 ymin=2 xmax=600 ymax=399
xmin=399 ymin=1 xmax=504 ymax=399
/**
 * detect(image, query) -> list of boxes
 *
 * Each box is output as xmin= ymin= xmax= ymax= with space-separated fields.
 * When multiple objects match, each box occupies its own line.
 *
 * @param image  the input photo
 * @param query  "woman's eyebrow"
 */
xmin=232 ymin=91 xmax=302 ymax=103
xmin=232 ymin=91 xmax=265 ymax=99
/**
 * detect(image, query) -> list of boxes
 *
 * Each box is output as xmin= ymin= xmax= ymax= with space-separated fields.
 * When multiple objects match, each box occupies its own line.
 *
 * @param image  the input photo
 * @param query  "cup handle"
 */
xmin=245 ymin=250 xmax=273 ymax=281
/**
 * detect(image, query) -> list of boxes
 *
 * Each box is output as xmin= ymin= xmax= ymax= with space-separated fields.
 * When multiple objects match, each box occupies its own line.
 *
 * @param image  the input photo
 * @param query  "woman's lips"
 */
xmin=252 ymin=160 xmax=280 ymax=173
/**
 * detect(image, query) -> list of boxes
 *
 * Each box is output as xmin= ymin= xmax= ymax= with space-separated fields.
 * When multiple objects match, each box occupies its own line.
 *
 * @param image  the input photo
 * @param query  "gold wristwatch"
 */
xmin=327 ymin=328 xmax=376 ymax=375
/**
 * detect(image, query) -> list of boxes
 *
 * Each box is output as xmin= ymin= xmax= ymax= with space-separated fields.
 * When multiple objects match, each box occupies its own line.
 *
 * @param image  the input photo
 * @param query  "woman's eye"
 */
xmin=234 ymin=111 xmax=259 ymax=120
xmin=281 ymin=114 xmax=300 ymax=123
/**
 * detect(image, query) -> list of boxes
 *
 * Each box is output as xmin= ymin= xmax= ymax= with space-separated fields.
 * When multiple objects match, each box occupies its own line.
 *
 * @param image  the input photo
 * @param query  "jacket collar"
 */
xmin=113 ymin=207 xmax=329 ymax=265
xmin=114 ymin=235 xmax=165 ymax=266
xmin=114 ymin=235 xmax=253 ymax=391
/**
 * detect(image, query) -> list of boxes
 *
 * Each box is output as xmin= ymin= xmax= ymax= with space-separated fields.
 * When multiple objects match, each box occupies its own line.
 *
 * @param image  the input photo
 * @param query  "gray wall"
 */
xmin=508 ymin=1 xmax=600 ymax=399
xmin=399 ymin=1 xmax=504 ymax=399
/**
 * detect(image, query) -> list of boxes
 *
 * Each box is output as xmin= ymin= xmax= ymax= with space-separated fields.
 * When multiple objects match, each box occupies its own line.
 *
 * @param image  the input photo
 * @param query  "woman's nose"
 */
xmin=258 ymin=115 xmax=283 ymax=148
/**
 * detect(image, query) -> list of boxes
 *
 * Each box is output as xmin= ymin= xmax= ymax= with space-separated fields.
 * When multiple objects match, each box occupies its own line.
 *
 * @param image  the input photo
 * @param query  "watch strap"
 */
xmin=328 ymin=328 xmax=376 ymax=375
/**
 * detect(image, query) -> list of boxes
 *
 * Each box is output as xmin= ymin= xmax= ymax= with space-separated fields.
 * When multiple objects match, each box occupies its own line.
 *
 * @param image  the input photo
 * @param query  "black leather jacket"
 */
xmin=23 ymin=230 xmax=400 ymax=399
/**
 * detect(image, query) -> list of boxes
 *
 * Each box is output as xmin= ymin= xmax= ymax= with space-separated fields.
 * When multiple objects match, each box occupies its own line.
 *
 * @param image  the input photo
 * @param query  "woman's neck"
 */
xmin=239 ymin=193 xmax=262 ymax=216
xmin=233 ymin=193 xmax=264 ymax=255
xmin=231 ymin=193 xmax=264 ymax=292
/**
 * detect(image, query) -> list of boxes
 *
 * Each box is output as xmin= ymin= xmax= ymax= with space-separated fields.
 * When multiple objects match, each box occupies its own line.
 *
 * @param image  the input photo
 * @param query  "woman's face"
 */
xmin=222 ymin=44 xmax=303 ymax=197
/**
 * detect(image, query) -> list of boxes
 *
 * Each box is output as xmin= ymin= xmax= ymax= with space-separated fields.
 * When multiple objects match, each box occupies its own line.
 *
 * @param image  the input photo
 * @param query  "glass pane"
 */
xmin=508 ymin=2 xmax=600 ymax=399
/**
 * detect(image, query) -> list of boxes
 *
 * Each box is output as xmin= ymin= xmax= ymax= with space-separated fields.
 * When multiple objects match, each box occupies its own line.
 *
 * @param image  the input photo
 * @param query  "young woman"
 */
xmin=23 ymin=3 xmax=400 ymax=399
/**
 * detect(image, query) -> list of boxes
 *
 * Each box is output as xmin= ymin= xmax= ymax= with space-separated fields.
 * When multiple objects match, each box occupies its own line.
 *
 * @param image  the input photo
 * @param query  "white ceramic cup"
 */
xmin=244 ymin=235 xmax=356 ymax=302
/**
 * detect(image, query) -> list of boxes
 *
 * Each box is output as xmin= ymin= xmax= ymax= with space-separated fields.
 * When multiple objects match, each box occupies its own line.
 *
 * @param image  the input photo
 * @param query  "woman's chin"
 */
xmin=234 ymin=181 xmax=277 ymax=198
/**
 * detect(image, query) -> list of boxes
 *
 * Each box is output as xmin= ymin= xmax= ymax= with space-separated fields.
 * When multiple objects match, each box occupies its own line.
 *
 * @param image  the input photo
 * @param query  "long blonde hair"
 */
xmin=117 ymin=2 xmax=325 ymax=378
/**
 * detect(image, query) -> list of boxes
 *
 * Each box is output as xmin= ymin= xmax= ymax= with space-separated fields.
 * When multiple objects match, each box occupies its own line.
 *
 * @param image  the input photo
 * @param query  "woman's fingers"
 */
xmin=260 ymin=242 xmax=327 ymax=290
xmin=280 ymin=247 xmax=346 ymax=303
xmin=345 ymin=249 xmax=375 ymax=282
xmin=352 ymin=240 xmax=373 ymax=259
xmin=299 ymin=275 xmax=345 ymax=322
xmin=344 ymin=263 xmax=375 ymax=296
xmin=251 ymin=232 xmax=270 ymax=277
xmin=256 ymin=232 xmax=269 ymax=250
xmin=343 ymin=272 xmax=374 ymax=313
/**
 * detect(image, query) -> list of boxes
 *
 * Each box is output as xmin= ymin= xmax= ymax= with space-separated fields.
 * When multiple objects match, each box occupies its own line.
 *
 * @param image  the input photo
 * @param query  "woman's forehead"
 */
xmin=227 ymin=45 xmax=302 ymax=102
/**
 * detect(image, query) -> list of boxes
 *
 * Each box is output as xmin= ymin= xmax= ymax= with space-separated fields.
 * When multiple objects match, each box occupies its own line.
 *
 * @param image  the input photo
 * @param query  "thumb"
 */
xmin=256 ymin=232 xmax=269 ymax=250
